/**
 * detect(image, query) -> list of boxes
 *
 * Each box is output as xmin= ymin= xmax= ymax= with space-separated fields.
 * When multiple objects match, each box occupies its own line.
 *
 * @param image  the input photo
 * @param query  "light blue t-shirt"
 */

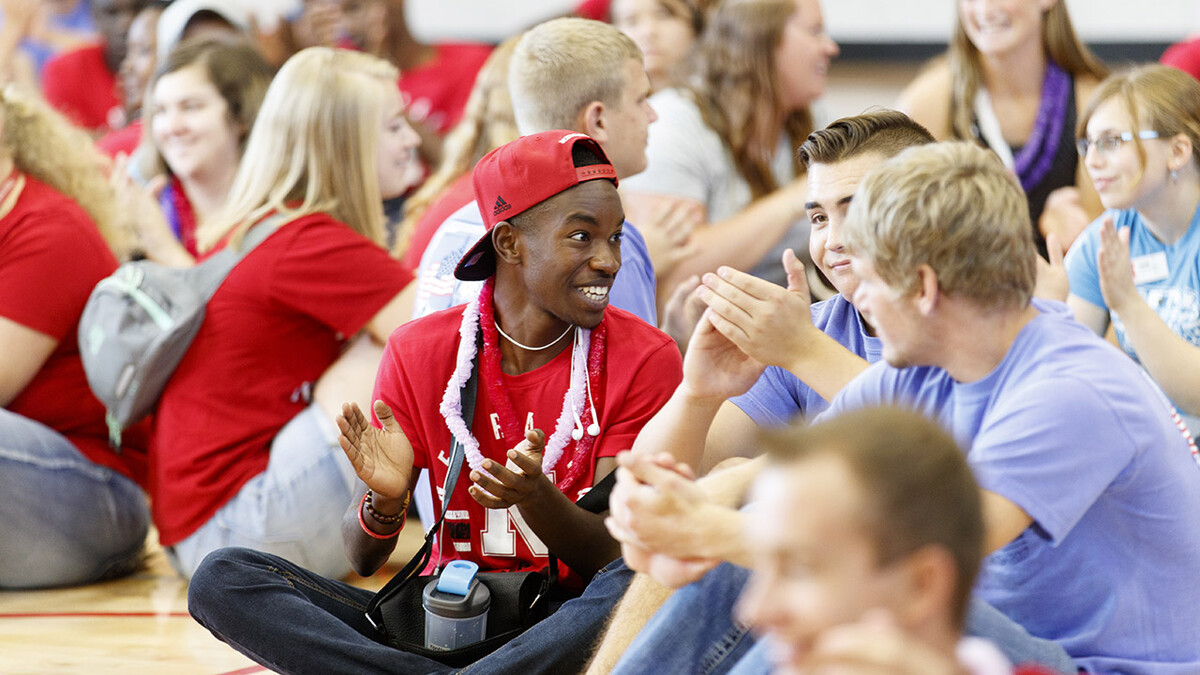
xmin=730 ymin=294 xmax=880 ymax=425
xmin=1066 ymin=203 xmax=1200 ymax=434
xmin=412 ymin=200 xmax=658 ymax=324
xmin=825 ymin=299 xmax=1200 ymax=674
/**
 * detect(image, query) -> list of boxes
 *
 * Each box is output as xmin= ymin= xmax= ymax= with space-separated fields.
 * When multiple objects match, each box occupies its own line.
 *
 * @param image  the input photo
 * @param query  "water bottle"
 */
xmin=422 ymin=560 xmax=491 ymax=650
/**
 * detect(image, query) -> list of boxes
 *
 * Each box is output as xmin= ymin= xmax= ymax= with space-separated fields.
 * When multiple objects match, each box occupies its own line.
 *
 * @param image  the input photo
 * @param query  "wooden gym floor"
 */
xmin=0 ymin=61 xmax=914 ymax=674
xmin=0 ymin=526 xmax=426 ymax=674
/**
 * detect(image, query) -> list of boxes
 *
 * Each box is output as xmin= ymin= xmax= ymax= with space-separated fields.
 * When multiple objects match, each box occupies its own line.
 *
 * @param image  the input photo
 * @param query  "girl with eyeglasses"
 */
xmin=1066 ymin=64 xmax=1200 ymax=440
xmin=898 ymin=0 xmax=1108 ymax=259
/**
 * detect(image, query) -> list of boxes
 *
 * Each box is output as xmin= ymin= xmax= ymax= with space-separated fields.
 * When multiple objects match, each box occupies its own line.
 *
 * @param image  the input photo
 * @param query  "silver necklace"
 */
xmin=494 ymin=319 xmax=574 ymax=351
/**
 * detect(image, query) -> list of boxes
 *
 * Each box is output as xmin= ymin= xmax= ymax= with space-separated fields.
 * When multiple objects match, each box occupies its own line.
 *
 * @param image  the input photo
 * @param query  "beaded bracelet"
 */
xmin=365 ymin=489 xmax=408 ymax=524
xmin=356 ymin=490 xmax=408 ymax=540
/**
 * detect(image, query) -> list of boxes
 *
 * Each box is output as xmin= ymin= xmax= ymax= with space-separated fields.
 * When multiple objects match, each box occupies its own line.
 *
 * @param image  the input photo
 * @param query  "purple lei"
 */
xmin=1013 ymin=60 xmax=1070 ymax=192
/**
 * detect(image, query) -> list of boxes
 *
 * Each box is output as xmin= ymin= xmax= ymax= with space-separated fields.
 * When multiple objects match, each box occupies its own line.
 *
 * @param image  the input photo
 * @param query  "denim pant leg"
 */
xmin=168 ymin=404 xmax=360 ymax=580
xmin=461 ymin=557 xmax=634 ymax=675
xmin=0 ymin=408 xmax=148 ymax=589
xmin=189 ymin=547 xmax=457 ymax=675
xmin=613 ymin=563 xmax=757 ymax=675
xmin=966 ymin=597 xmax=1077 ymax=673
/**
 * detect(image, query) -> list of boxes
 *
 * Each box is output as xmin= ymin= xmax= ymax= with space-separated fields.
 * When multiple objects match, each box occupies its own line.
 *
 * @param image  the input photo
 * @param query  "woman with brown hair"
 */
xmin=899 ymin=0 xmax=1108 ymax=257
xmin=610 ymin=0 xmax=710 ymax=95
xmin=619 ymin=0 xmax=838 ymax=292
xmin=119 ymin=36 xmax=273 ymax=265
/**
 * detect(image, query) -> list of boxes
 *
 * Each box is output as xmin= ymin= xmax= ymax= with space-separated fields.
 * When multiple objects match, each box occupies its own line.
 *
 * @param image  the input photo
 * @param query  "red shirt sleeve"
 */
xmin=0 ymin=187 xmax=115 ymax=340
xmin=42 ymin=44 xmax=120 ymax=132
xmin=267 ymin=215 xmax=413 ymax=337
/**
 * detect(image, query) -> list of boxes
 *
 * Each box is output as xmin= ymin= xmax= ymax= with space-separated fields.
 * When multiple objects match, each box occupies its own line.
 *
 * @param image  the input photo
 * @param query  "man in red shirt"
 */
xmin=187 ymin=131 xmax=682 ymax=672
xmin=42 ymin=0 xmax=149 ymax=133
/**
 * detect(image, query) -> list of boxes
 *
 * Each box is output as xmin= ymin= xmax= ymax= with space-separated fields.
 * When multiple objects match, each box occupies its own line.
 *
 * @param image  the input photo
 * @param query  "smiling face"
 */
xmin=512 ymin=179 xmax=625 ymax=330
xmin=805 ymin=153 xmax=886 ymax=302
xmin=611 ymin=0 xmax=697 ymax=92
xmin=1082 ymin=96 xmax=1172 ymax=212
xmin=151 ymin=64 xmax=241 ymax=184
xmin=957 ymin=0 xmax=1054 ymax=57
xmin=774 ymin=0 xmax=839 ymax=113
xmin=375 ymin=85 xmax=422 ymax=200
xmin=736 ymin=457 xmax=906 ymax=674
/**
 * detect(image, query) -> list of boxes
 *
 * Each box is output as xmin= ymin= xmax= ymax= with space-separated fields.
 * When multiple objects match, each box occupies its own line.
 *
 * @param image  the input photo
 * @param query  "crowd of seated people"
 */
xmin=2 ymin=1 xmax=1199 ymax=673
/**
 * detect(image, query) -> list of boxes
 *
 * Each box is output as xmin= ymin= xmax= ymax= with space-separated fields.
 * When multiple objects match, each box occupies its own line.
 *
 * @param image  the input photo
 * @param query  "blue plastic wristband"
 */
xmin=436 ymin=560 xmax=480 ymax=596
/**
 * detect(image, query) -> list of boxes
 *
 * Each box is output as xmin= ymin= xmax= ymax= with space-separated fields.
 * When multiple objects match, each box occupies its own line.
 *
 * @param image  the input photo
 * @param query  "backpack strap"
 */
xmin=194 ymin=213 xmax=289 ymax=299
xmin=366 ymin=346 xmax=480 ymax=629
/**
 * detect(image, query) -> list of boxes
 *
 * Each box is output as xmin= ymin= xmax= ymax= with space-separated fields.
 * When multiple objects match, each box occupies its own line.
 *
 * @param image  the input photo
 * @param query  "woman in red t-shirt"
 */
xmin=116 ymin=36 xmax=273 ymax=265
xmin=0 ymin=85 xmax=150 ymax=589
xmin=152 ymin=47 xmax=422 ymax=579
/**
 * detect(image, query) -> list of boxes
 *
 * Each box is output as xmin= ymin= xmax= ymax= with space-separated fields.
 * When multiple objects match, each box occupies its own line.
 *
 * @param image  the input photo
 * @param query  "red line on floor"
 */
xmin=0 ymin=611 xmax=192 ymax=618
xmin=215 ymin=667 xmax=266 ymax=675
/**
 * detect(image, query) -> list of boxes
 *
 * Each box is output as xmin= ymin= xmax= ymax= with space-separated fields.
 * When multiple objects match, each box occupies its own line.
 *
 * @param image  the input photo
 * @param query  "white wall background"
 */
xmin=824 ymin=0 xmax=1199 ymax=43
xmin=407 ymin=1 xmax=1199 ymax=45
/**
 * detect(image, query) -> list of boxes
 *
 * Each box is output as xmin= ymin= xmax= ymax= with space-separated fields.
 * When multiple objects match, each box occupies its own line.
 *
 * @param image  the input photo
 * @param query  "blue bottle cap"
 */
xmin=436 ymin=560 xmax=480 ymax=596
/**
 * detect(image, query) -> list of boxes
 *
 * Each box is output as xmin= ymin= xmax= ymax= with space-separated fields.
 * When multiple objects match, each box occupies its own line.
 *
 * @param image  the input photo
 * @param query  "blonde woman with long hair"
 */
xmin=0 ymin=85 xmax=150 ymax=589
xmin=619 ymin=0 xmax=839 ymax=293
xmin=151 ymin=47 xmax=421 ymax=579
xmin=899 ymin=0 xmax=1108 ymax=258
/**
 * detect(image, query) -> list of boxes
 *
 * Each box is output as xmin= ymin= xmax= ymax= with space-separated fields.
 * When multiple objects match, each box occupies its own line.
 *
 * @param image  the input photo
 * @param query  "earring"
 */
xmin=1171 ymin=168 xmax=1180 ymax=182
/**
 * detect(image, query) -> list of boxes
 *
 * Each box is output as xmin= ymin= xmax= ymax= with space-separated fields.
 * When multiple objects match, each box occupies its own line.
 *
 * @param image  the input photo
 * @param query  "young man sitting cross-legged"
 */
xmin=186 ymin=131 xmax=682 ymax=674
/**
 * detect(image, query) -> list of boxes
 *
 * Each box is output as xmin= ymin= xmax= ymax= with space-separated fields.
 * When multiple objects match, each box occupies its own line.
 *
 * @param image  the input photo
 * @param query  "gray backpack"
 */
xmin=78 ymin=217 xmax=282 ymax=447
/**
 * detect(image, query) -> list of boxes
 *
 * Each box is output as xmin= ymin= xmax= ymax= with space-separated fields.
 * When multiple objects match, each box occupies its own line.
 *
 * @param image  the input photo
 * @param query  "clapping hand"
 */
xmin=337 ymin=400 xmax=415 ymax=501
xmin=468 ymin=429 xmax=550 ymax=510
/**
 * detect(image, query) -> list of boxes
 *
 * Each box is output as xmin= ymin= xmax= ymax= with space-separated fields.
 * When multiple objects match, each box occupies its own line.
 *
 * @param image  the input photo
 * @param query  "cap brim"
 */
xmin=453 ymin=230 xmax=497 ymax=281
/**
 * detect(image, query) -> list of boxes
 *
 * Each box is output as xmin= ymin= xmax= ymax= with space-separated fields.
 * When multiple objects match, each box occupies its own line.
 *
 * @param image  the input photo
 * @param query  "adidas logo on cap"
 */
xmin=493 ymin=195 xmax=511 ymax=217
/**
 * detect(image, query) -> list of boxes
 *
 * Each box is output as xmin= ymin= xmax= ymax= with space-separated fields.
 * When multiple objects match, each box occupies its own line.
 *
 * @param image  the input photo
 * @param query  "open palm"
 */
xmin=337 ymin=400 xmax=415 ymax=500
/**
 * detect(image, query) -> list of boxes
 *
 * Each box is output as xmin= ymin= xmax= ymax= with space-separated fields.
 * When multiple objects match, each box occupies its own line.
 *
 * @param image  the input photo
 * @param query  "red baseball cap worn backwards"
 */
xmin=454 ymin=131 xmax=619 ymax=281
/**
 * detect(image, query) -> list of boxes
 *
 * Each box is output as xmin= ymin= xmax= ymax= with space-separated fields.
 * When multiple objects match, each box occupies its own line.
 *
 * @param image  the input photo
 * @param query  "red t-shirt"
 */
xmin=96 ymin=119 xmax=143 ymax=158
xmin=0 ymin=176 xmax=147 ymax=482
xmin=151 ymin=213 xmax=413 ymax=545
xmin=400 ymin=43 xmax=493 ymax=135
xmin=375 ymin=304 xmax=683 ymax=589
xmin=43 ymin=44 xmax=122 ymax=133
xmin=399 ymin=172 xmax=475 ymax=270
xmin=1162 ymin=38 xmax=1200 ymax=83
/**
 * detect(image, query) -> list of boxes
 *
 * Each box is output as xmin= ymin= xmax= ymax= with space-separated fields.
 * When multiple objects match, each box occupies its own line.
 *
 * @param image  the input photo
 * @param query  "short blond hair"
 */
xmin=509 ymin=17 xmax=642 ymax=134
xmin=199 ymin=48 xmax=397 ymax=252
xmin=843 ymin=142 xmax=1037 ymax=309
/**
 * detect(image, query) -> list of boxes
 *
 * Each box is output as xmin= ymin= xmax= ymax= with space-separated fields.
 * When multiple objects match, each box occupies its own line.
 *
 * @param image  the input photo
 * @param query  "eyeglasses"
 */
xmin=1076 ymin=130 xmax=1161 ymax=157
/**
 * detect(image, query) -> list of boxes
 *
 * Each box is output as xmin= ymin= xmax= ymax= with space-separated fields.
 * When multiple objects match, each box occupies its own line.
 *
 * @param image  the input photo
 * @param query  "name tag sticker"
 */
xmin=1131 ymin=252 xmax=1169 ymax=284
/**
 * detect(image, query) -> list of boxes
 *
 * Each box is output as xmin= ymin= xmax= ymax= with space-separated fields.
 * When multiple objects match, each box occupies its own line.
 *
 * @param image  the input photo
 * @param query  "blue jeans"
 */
xmin=613 ymin=563 xmax=757 ymax=675
xmin=188 ymin=547 xmax=633 ymax=674
xmin=0 ymin=408 xmax=148 ymax=589
xmin=167 ymin=404 xmax=359 ymax=579
xmin=614 ymin=563 xmax=1079 ymax=675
